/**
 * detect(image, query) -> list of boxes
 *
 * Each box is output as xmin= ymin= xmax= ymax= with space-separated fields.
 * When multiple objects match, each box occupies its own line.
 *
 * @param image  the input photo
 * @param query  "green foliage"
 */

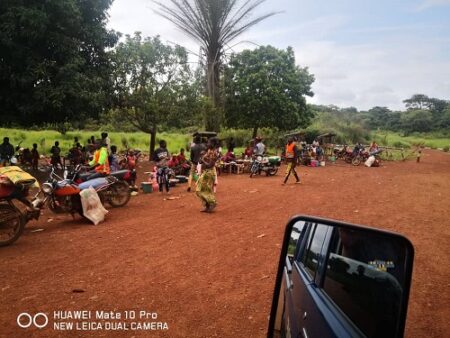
xmin=306 ymin=108 xmax=370 ymax=144
xmin=224 ymin=46 xmax=314 ymax=137
xmin=400 ymin=110 xmax=433 ymax=134
xmin=112 ymin=33 xmax=198 ymax=153
xmin=443 ymin=146 xmax=449 ymax=152
xmin=0 ymin=0 xmax=118 ymax=126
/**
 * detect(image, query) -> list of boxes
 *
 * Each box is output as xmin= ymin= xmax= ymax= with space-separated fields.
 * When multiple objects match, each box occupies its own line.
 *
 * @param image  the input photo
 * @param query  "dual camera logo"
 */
xmin=17 ymin=313 xmax=49 ymax=329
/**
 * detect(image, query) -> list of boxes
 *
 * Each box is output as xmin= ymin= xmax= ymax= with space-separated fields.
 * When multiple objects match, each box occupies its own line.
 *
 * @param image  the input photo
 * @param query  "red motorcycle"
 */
xmin=67 ymin=165 xmax=136 ymax=194
xmin=36 ymin=168 xmax=129 ymax=213
xmin=0 ymin=180 xmax=40 ymax=247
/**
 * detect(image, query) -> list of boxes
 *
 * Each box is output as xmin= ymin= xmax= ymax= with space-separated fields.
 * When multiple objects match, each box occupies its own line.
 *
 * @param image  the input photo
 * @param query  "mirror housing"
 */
xmin=268 ymin=215 xmax=414 ymax=338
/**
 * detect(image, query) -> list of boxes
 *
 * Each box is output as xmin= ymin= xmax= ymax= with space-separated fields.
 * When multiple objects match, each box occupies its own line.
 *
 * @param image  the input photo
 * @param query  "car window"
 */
xmin=300 ymin=224 xmax=328 ymax=279
xmin=323 ymin=228 xmax=408 ymax=338
xmin=287 ymin=221 xmax=306 ymax=259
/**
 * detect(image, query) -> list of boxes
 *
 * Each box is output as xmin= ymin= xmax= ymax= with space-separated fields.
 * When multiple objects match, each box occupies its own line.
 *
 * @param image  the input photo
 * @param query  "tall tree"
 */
xmin=113 ymin=33 xmax=194 ymax=156
xmin=224 ymin=46 xmax=314 ymax=138
xmin=153 ymin=0 xmax=278 ymax=131
xmin=0 ymin=0 xmax=118 ymax=127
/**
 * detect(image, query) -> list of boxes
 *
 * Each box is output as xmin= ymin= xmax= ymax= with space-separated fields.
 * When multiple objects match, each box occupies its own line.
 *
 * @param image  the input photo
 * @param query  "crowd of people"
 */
xmin=6 ymin=132 xmax=383 ymax=213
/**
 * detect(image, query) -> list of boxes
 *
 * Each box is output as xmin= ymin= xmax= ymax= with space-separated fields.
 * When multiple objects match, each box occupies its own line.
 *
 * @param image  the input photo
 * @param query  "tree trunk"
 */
xmin=252 ymin=126 xmax=258 ymax=139
xmin=206 ymin=49 xmax=221 ymax=132
xmin=149 ymin=127 xmax=156 ymax=160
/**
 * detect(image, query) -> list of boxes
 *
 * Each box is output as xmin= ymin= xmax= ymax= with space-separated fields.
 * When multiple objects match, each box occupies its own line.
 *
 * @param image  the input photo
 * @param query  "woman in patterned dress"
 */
xmin=196 ymin=138 xmax=219 ymax=212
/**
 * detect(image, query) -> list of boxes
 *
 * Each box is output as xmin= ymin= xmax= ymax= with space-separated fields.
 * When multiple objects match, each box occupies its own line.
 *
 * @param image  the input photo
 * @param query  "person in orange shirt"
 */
xmin=283 ymin=138 xmax=301 ymax=185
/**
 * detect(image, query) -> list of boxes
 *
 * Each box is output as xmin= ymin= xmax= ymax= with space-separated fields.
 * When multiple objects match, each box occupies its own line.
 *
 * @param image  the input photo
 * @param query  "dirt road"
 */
xmin=1 ymin=150 xmax=449 ymax=338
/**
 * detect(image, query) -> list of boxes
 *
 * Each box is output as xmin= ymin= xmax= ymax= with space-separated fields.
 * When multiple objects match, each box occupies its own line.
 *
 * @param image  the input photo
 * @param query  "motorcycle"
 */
xmin=354 ymin=149 xmax=383 ymax=167
xmin=45 ymin=167 xmax=131 ymax=210
xmin=344 ymin=144 xmax=366 ymax=164
xmin=249 ymin=155 xmax=281 ymax=178
xmin=66 ymin=165 xmax=136 ymax=194
xmin=0 ymin=180 xmax=40 ymax=247
xmin=333 ymin=145 xmax=351 ymax=160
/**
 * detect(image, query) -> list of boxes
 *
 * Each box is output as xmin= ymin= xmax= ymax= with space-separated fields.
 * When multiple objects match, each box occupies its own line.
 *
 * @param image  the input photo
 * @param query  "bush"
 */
xmin=443 ymin=146 xmax=449 ymax=152
xmin=392 ymin=141 xmax=410 ymax=148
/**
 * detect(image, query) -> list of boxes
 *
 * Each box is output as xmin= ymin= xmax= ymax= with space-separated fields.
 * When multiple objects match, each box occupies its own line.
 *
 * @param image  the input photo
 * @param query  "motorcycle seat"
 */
xmin=78 ymin=177 xmax=109 ymax=190
xmin=110 ymin=169 xmax=130 ymax=180
xmin=79 ymin=172 xmax=103 ymax=181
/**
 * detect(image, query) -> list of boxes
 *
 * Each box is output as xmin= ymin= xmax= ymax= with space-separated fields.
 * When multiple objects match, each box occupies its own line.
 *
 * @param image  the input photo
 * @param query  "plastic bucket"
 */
xmin=141 ymin=182 xmax=153 ymax=193
xmin=311 ymin=160 xmax=318 ymax=167
xmin=320 ymin=161 xmax=326 ymax=167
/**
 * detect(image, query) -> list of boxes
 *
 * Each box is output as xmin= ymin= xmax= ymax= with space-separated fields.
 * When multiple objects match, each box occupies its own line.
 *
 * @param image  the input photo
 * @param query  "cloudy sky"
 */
xmin=108 ymin=0 xmax=450 ymax=111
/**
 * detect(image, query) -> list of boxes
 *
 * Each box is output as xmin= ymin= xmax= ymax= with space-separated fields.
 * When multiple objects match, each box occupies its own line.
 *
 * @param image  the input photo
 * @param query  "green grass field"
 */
xmin=0 ymin=128 xmax=192 ymax=155
xmin=1 ymin=128 xmax=448 ymax=157
xmin=372 ymin=131 xmax=450 ymax=149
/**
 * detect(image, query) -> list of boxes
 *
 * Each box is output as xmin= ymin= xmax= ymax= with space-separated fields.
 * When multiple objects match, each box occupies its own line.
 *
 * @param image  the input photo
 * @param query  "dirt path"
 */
xmin=1 ymin=150 xmax=449 ymax=338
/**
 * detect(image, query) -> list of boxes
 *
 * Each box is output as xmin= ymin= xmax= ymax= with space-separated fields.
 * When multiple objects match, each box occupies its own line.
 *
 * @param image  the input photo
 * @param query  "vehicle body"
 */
xmin=250 ymin=155 xmax=281 ymax=177
xmin=269 ymin=215 xmax=414 ymax=338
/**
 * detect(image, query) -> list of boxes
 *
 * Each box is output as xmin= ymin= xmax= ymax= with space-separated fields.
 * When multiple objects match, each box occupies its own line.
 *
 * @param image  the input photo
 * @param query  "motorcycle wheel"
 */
xmin=352 ymin=156 xmax=362 ymax=166
xmin=249 ymin=165 xmax=258 ymax=178
xmin=267 ymin=167 xmax=278 ymax=176
xmin=345 ymin=155 xmax=353 ymax=164
xmin=108 ymin=181 xmax=131 ymax=207
xmin=0 ymin=204 xmax=25 ymax=247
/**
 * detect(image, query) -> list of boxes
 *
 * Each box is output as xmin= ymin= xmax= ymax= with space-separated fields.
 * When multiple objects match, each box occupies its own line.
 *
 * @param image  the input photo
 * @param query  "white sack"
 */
xmin=80 ymin=187 xmax=108 ymax=225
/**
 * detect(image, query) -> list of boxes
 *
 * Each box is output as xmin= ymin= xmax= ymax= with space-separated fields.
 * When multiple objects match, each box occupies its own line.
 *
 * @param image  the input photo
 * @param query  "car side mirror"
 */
xmin=268 ymin=215 xmax=414 ymax=338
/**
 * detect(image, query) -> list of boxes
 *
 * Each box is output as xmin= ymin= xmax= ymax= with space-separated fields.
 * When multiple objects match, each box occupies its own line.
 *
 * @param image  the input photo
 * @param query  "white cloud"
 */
xmin=297 ymin=38 xmax=450 ymax=110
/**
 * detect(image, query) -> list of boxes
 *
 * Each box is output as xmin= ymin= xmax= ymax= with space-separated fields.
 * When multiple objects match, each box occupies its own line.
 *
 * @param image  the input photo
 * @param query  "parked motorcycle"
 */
xmin=46 ymin=168 xmax=131 ymax=210
xmin=67 ymin=165 xmax=136 ymax=194
xmin=0 ymin=181 xmax=40 ymax=247
xmin=344 ymin=144 xmax=366 ymax=164
xmin=333 ymin=145 xmax=351 ymax=160
xmin=354 ymin=149 xmax=383 ymax=167
xmin=249 ymin=155 xmax=281 ymax=178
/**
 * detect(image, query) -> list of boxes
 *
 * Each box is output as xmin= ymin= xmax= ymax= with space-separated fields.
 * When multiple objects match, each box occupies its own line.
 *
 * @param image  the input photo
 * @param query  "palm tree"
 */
xmin=154 ymin=0 xmax=278 ymax=128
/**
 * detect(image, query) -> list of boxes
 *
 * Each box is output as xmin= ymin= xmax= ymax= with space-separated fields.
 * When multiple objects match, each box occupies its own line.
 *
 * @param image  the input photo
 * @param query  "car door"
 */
xmin=284 ymin=223 xmax=332 ymax=338
xmin=283 ymin=221 xmax=310 ymax=337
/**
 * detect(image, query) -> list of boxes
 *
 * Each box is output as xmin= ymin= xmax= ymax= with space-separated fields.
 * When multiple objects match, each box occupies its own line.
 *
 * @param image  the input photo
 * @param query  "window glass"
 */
xmin=287 ymin=221 xmax=306 ymax=258
xmin=301 ymin=224 xmax=328 ymax=279
xmin=323 ymin=228 xmax=408 ymax=338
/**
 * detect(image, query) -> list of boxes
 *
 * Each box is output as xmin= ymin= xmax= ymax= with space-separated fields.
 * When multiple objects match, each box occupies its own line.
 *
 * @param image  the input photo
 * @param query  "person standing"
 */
xmin=0 ymin=137 xmax=15 ymax=166
xmin=283 ymin=138 xmax=301 ymax=185
xmin=31 ymin=143 xmax=39 ymax=170
xmin=101 ymin=132 xmax=111 ymax=154
xmin=152 ymin=140 xmax=171 ymax=193
xmin=50 ymin=141 xmax=62 ymax=169
xmin=196 ymin=139 xmax=219 ymax=212
xmin=187 ymin=135 xmax=206 ymax=192
xmin=254 ymin=137 xmax=266 ymax=156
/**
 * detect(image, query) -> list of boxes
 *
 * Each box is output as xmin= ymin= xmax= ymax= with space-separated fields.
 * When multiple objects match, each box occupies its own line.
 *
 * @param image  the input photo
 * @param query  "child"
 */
xmin=109 ymin=145 xmax=120 ymax=172
xmin=31 ymin=143 xmax=39 ymax=170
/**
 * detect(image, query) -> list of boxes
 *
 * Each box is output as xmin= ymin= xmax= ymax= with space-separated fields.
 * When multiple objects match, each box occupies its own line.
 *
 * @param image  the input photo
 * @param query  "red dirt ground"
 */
xmin=0 ymin=150 xmax=449 ymax=338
